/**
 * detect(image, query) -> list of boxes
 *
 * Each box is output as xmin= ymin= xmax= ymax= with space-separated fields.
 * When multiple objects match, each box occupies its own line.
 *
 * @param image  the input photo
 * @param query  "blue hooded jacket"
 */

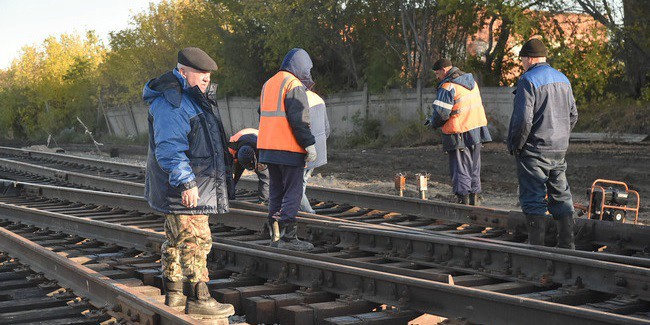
xmin=143 ymin=68 xmax=232 ymax=214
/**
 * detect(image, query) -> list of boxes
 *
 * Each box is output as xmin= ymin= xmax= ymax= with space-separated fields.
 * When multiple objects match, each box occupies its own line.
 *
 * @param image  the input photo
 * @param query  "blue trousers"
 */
xmin=448 ymin=144 xmax=481 ymax=195
xmin=516 ymin=149 xmax=574 ymax=217
xmin=267 ymin=164 xmax=304 ymax=222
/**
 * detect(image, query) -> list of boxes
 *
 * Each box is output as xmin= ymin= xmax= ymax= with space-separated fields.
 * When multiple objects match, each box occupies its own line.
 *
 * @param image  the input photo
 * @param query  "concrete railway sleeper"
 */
xmin=0 ymin=251 xmax=114 ymax=324
xmin=0 ymin=147 xmax=648 ymax=256
xmin=0 ymin=183 xmax=648 ymax=323
xmin=0 ymin=223 xmax=200 ymax=324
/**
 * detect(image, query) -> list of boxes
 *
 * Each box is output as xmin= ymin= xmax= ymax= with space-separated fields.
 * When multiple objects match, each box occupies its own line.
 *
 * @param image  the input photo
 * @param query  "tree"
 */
xmin=575 ymin=0 xmax=649 ymax=97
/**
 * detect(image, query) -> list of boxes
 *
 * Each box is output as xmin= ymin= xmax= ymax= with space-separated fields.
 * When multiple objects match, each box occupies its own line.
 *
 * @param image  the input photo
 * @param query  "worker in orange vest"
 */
xmin=426 ymin=58 xmax=492 ymax=206
xmin=228 ymin=128 xmax=269 ymax=203
xmin=257 ymin=48 xmax=316 ymax=251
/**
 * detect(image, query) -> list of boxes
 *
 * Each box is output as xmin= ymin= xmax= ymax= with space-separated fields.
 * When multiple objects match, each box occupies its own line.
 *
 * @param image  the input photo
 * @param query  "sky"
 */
xmin=0 ymin=0 xmax=162 ymax=70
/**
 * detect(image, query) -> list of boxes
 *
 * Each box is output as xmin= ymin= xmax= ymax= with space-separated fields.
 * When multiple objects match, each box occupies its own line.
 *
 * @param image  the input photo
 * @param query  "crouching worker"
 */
xmin=258 ymin=48 xmax=317 ymax=251
xmin=228 ymin=128 xmax=270 ymax=203
xmin=143 ymin=47 xmax=235 ymax=317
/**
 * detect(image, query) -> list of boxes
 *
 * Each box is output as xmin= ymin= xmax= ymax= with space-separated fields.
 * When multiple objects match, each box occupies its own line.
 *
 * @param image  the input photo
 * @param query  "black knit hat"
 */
xmin=519 ymin=39 xmax=548 ymax=57
xmin=237 ymin=145 xmax=256 ymax=170
xmin=178 ymin=47 xmax=218 ymax=71
xmin=432 ymin=58 xmax=453 ymax=71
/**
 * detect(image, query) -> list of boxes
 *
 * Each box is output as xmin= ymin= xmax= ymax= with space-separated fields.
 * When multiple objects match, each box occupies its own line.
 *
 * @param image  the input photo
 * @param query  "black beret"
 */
xmin=433 ymin=58 xmax=453 ymax=71
xmin=519 ymin=38 xmax=548 ymax=57
xmin=178 ymin=47 xmax=218 ymax=72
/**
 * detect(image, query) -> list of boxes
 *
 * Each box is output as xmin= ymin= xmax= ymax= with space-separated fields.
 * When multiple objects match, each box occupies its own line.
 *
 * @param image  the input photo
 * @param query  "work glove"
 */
xmin=305 ymin=145 xmax=317 ymax=162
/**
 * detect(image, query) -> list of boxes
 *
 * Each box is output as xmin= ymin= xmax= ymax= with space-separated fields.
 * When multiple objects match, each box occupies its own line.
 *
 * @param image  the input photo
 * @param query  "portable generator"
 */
xmin=575 ymin=179 xmax=640 ymax=224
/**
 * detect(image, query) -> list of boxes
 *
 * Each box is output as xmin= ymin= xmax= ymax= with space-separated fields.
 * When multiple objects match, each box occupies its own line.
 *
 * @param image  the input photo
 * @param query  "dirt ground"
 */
xmin=310 ymin=142 xmax=650 ymax=223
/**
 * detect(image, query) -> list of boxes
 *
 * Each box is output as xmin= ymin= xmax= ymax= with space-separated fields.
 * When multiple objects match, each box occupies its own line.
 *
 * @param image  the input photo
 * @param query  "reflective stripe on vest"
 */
xmin=228 ymin=128 xmax=258 ymax=158
xmin=441 ymin=81 xmax=488 ymax=135
xmin=257 ymin=71 xmax=306 ymax=153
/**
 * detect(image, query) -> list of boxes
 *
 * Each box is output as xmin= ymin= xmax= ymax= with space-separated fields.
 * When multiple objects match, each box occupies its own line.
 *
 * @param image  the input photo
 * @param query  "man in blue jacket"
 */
xmin=508 ymin=38 xmax=578 ymax=249
xmin=143 ymin=47 xmax=234 ymax=317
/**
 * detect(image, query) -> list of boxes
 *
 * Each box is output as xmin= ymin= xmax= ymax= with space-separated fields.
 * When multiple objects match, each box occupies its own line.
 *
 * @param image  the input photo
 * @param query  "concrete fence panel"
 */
xmin=106 ymin=86 xmax=515 ymax=141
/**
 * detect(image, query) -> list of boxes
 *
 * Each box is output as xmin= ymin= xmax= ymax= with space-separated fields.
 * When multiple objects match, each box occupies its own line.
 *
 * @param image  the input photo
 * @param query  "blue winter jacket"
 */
xmin=427 ymin=67 xmax=492 ymax=151
xmin=507 ymin=62 xmax=578 ymax=155
xmin=143 ymin=68 xmax=232 ymax=214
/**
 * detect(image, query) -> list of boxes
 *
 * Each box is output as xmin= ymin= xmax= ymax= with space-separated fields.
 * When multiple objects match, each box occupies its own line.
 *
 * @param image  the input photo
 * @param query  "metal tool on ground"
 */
xmin=416 ymin=173 xmax=429 ymax=200
xmin=394 ymin=173 xmax=406 ymax=197
xmin=574 ymin=179 xmax=640 ymax=224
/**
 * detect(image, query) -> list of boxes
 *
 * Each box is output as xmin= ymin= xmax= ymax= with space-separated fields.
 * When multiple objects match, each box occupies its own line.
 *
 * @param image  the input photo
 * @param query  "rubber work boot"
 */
xmin=268 ymin=213 xmax=281 ymax=248
xmin=277 ymin=220 xmax=314 ymax=251
xmin=185 ymin=282 xmax=235 ymax=318
xmin=526 ymin=214 xmax=547 ymax=246
xmin=456 ymin=194 xmax=470 ymax=205
xmin=469 ymin=193 xmax=480 ymax=206
xmin=556 ymin=214 xmax=576 ymax=250
xmin=163 ymin=279 xmax=185 ymax=307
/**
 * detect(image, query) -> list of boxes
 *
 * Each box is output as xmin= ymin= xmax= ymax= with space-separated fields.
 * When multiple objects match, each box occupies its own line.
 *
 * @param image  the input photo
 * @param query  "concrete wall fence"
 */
xmin=105 ymin=85 xmax=515 ymax=141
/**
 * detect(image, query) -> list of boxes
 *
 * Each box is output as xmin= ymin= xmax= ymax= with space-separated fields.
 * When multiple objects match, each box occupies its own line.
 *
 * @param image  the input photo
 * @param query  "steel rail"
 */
xmin=239 ymin=179 xmax=650 ymax=254
xmin=0 ymin=224 xmax=195 ymax=324
xmin=1 ymin=146 xmax=649 ymax=254
xmin=0 ymin=158 xmax=144 ymax=194
xmin=0 ymin=145 xmax=144 ymax=176
xmin=3 ymin=171 xmax=647 ymax=270
xmin=1 ymin=179 xmax=649 ymax=302
xmin=0 ymin=179 xmax=650 ymax=267
xmin=0 ymin=199 xmax=645 ymax=324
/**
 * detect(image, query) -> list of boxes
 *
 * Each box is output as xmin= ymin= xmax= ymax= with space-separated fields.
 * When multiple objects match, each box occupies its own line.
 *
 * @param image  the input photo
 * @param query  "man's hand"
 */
xmin=256 ymin=163 xmax=268 ymax=172
xmin=305 ymin=145 xmax=317 ymax=162
xmin=181 ymin=187 xmax=199 ymax=208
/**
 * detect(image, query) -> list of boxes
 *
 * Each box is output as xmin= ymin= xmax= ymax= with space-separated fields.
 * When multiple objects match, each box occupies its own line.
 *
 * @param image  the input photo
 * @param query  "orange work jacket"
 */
xmin=440 ymin=82 xmax=488 ymax=135
xmin=228 ymin=128 xmax=258 ymax=158
xmin=257 ymin=71 xmax=306 ymax=153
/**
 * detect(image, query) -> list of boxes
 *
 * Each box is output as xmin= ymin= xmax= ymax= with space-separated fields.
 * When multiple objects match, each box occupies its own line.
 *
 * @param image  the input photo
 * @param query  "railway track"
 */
xmin=0 ymin=219 xmax=201 ymax=324
xmin=0 ymin=146 xmax=649 ymax=323
xmin=0 ymin=181 xmax=648 ymax=324
xmin=0 ymin=146 xmax=647 ymax=256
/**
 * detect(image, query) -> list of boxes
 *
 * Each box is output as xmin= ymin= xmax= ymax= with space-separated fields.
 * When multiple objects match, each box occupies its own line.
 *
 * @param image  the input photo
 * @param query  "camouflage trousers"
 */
xmin=161 ymin=214 xmax=212 ymax=283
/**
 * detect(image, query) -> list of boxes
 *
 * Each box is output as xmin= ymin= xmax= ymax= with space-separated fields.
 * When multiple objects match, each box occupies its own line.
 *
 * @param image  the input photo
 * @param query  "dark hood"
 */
xmin=280 ymin=48 xmax=314 ymax=89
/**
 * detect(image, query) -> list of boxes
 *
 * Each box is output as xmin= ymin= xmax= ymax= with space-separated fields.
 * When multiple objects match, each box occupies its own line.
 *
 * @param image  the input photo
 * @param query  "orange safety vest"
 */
xmin=257 ymin=71 xmax=306 ymax=153
xmin=228 ymin=128 xmax=258 ymax=158
xmin=440 ymin=81 xmax=488 ymax=135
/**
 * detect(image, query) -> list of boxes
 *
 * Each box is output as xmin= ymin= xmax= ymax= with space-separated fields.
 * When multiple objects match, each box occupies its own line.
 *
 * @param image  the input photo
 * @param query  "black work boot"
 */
xmin=277 ymin=220 xmax=314 ymax=251
xmin=556 ymin=214 xmax=576 ymax=250
xmin=185 ymin=282 xmax=235 ymax=318
xmin=469 ymin=193 xmax=481 ymax=206
xmin=456 ymin=194 xmax=470 ymax=205
xmin=163 ymin=279 xmax=185 ymax=307
xmin=526 ymin=214 xmax=547 ymax=246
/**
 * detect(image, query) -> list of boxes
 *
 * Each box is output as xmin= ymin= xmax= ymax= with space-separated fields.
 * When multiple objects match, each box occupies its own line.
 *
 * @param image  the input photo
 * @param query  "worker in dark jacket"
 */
xmin=228 ymin=128 xmax=269 ymax=203
xmin=257 ymin=48 xmax=316 ymax=251
xmin=143 ymin=47 xmax=234 ymax=318
xmin=426 ymin=58 xmax=492 ymax=205
xmin=508 ymin=38 xmax=578 ymax=249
